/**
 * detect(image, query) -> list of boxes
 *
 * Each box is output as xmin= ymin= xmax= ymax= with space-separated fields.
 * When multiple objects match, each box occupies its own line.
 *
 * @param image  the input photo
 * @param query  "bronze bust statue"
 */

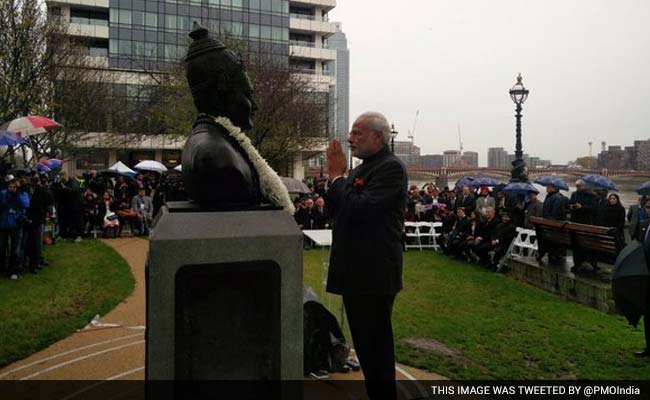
xmin=181 ymin=22 xmax=262 ymax=206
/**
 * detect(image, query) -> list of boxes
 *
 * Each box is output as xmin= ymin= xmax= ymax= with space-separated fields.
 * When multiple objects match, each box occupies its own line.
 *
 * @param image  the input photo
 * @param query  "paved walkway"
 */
xmin=0 ymin=237 xmax=444 ymax=397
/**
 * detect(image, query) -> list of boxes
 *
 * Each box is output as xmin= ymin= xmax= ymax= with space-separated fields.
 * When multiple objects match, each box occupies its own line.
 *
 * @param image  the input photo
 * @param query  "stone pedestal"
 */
xmin=146 ymin=202 xmax=303 ymax=388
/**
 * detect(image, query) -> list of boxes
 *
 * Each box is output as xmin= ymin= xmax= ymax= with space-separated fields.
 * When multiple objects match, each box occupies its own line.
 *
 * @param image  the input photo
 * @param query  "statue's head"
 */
xmin=185 ymin=22 xmax=256 ymax=130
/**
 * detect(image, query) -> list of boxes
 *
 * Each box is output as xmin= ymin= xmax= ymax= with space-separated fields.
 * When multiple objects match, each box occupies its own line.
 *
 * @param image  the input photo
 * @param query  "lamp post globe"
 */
xmin=509 ymin=73 xmax=530 ymax=183
xmin=390 ymin=124 xmax=398 ymax=154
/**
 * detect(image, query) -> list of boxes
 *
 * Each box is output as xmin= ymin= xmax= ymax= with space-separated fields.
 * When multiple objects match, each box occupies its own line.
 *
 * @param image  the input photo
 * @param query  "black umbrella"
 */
xmin=612 ymin=241 xmax=650 ymax=327
xmin=280 ymin=177 xmax=311 ymax=194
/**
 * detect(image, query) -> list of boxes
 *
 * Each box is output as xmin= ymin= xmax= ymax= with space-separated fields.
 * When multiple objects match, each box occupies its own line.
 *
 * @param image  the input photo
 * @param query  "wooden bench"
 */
xmin=528 ymin=216 xmax=620 ymax=270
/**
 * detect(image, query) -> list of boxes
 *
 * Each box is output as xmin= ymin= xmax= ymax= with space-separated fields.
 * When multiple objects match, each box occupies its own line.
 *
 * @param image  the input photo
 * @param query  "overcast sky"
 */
xmin=329 ymin=0 xmax=650 ymax=166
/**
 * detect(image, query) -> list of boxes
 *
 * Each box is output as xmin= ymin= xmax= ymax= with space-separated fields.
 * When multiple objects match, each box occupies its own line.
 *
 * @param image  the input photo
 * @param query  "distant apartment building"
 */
xmin=635 ymin=140 xmax=650 ymax=170
xmin=487 ymin=147 xmax=509 ymax=169
xmin=328 ymin=22 xmax=349 ymax=162
xmin=393 ymin=141 xmax=420 ymax=166
xmin=598 ymin=139 xmax=650 ymax=170
xmin=460 ymin=151 xmax=478 ymax=168
xmin=419 ymin=154 xmax=444 ymax=168
xmin=443 ymin=150 xmax=461 ymax=167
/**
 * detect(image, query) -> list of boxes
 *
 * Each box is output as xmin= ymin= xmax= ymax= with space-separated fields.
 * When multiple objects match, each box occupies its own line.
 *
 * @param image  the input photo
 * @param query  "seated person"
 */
xmin=465 ymin=206 xmax=499 ymax=264
xmin=488 ymin=212 xmax=517 ymax=270
xmin=116 ymin=198 xmax=140 ymax=237
xmin=99 ymin=191 xmax=119 ymax=238
xmin=131 ymin=188 xmax=154 ymax=235
xmin=444 ymin=207 xmax=470 ymax=256
xmin=460 ymin=211 xmax=481 ymax=261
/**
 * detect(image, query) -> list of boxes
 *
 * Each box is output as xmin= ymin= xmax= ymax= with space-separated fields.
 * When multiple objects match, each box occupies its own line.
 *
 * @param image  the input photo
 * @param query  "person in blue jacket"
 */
xmin=0 ymin=179 xmax=30 ymax=280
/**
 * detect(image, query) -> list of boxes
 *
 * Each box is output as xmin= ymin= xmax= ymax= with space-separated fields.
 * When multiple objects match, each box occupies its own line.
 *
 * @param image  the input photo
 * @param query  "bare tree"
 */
xmin=142 ymin=36 xmax=328 ymax=173
xmin=0 ymin=0 xmax=112 ymax=160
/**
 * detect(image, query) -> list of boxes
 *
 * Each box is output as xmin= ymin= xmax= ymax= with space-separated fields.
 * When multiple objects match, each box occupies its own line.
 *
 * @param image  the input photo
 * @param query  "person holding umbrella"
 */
xmin=568 ymin=179 xmax=597 ymax=225
xmin=538 ymin=184 xmax=567 ymax=264
xmin=628 ymin=196 xmax=648 ymax=241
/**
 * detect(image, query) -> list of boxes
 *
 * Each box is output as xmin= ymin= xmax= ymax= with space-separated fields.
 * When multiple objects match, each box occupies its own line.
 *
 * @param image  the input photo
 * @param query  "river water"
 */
xmin=411 ymin=175 xmax=647 ymax=209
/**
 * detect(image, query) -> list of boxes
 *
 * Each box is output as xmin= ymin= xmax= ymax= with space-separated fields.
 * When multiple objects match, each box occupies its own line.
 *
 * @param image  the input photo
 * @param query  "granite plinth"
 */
xmin=146 ymin=203 xmax=303 ymax=386
xmin=509 ymin=256 xmax=615 ymax=313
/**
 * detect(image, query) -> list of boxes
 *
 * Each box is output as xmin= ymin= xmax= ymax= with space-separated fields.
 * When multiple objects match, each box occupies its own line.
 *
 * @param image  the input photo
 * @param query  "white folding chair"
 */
xmin=431 ymin=222 xmax=443 ymax=251
xmin=417 ymin=222 xmax=442 ymax=251
xmin=404 ymin=221 xmax=421 ymax=251
xmin=510 ymin=227 xmax=538 ymax=259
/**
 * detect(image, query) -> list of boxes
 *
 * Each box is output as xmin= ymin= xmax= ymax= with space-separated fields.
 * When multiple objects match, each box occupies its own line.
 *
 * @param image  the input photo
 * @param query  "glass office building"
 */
xmin=47 ymin=0 xmax=342 ymax=178
xmin=106 ymin=0 xmax=290 ymax=70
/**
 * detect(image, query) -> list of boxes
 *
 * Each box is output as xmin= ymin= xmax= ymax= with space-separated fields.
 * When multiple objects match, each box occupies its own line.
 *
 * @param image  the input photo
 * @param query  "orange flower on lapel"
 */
xmin=354 ymin=178 xmax=365 ymax=187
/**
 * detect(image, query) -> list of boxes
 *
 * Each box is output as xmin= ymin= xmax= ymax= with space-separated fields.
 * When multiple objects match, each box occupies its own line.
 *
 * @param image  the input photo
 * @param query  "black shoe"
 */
xmin=635 ymin=349 xmax=650 ymax=357
xmin=40 ymin=261 xmax=49 ymax=266
xmin=29 ymin=269 xmax=38 ymax=274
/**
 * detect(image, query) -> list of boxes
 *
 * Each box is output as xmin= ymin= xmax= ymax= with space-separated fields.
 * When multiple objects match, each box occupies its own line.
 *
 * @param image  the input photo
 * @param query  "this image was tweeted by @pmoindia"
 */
xmin=429 ymin=383 xmax=643 ymax=398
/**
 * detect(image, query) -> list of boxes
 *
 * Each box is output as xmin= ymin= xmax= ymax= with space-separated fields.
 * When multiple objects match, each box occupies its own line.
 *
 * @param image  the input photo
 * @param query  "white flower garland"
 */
xmin=214 ymin=116 xmax=295 ymax=214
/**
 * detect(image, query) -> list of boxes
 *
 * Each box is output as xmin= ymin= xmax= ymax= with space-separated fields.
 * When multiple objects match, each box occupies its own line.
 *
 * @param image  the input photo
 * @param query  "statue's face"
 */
xmin=220 ymin=51 xmax=257 ymax=130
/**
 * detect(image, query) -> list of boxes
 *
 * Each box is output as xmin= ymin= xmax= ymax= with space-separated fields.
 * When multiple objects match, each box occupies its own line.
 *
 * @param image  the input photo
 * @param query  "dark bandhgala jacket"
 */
xmin=326 ymin=146 xmax=408 ymax=296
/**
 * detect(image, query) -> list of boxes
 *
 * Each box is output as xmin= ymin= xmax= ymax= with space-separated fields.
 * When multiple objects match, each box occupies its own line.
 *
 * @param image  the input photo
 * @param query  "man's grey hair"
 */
xmin=575 ymin=179 xmax=586 ymax=186
xmin=356 ymin=111 xmax=392 ymax=145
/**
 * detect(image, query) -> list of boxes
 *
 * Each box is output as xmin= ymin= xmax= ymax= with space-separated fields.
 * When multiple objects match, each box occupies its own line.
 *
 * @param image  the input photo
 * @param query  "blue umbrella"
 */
xmin=582 ymin=174 xmax=618 ymax=191
xmin=637 ymin=181 xmax=650 ymax=196
xmin=534 ymin=175 xmax=569 ymax=191
xmin=502 ymin=182 xmax=539 ymax=194
xmin=454 ymin=176 xmax=475 ymax=189
xmin=0 ymin=130 xmax=26 ymax=146
xmin=469 ymin=177 xmax=500 ymax=188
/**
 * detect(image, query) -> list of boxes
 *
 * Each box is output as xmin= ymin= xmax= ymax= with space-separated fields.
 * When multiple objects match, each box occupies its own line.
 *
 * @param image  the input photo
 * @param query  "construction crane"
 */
xmin=407 ymin=110 xmax=419 ymax=144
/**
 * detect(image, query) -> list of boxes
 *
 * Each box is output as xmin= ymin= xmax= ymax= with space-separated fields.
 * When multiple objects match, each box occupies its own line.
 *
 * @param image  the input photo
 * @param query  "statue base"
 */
xmin=146 ymin=202 xmax=303 ymax=397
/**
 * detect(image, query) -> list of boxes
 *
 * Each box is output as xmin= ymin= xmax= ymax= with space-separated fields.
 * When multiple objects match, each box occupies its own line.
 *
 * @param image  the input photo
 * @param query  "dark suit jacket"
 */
xmin=542 ymin=191 xmax=566 ymax=221
xmin=628 ymin=205 xmax=641 ymax=240
xmin=454 ymin=194 xmax=476 ymax=214
xmin=326 ymin=146 xmax=407 ymax=296
xmin=476 ymin=217 xmax=499 ymax=239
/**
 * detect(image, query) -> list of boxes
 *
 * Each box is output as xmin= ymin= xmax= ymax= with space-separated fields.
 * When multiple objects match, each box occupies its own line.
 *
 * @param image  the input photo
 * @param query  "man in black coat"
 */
xmin=326 ymin=112 xmax=407 ymax=400
xmin=540 ymin=185 xmax=568 ymax=264
xmin=454 ymin=186 xmax=476 ymax=214
xmin=568 ymin=179 xmax=597 ymax=224
xmin=26 ymin=176 xmax=53 ymax=272
xmin=468 ymin=206 xmax=499 ymax=264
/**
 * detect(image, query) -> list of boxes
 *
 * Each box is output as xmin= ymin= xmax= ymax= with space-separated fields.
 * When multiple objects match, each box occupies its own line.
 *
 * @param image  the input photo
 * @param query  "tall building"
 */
xmin=461 ymin=151 xmax=478 ymax=168
xmin=419 ymin=154 xmax=443 ymax=168
xmin=393 ymin=141 xmax=420 ymax=166
xmin=47 ymin=0 xmax=341 ymax=178
xmin=598 ymin=139 xmax=650 ymax=170
xmin=487 ymin=147 xmax=508 ymax=168
xmin=328 ymin=22 xmax=349 ymax=161
xmin=442 ymin=150 xmax=461 ymax=167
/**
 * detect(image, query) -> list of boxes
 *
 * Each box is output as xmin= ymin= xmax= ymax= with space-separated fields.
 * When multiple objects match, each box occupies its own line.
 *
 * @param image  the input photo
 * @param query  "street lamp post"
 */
xmin=390 ymin=124 xmax=398 ymax=154
xmin=319 ymin=153 xmax=324 ymax=177
xmin=509 ymin=73 xmax=530 ymax=183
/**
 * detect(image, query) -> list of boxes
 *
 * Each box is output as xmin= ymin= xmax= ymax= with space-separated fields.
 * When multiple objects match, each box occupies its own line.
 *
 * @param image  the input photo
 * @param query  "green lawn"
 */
xmin=0 ymin=240 xmax=135 ymax=367
xmin=304 ymin=249 xmax=650 ymax=380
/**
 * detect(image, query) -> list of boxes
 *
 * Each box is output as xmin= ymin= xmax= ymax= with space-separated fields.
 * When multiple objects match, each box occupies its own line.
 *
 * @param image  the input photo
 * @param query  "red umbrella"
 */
xmin=0 ymin=115 xmax=60 ymax=137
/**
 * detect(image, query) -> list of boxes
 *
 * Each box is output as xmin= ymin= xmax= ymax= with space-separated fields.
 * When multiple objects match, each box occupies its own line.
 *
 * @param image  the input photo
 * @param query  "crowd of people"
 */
xmin=0 ymin=167 xmax=186 ymax=281
xmin=292 ymin=177 xmax=647 ymax=271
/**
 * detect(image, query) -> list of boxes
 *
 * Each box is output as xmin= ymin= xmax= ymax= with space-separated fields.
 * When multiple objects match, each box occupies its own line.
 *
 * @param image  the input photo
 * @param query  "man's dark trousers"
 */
xmin=343 ymin=294 xmax=397 ymax=400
